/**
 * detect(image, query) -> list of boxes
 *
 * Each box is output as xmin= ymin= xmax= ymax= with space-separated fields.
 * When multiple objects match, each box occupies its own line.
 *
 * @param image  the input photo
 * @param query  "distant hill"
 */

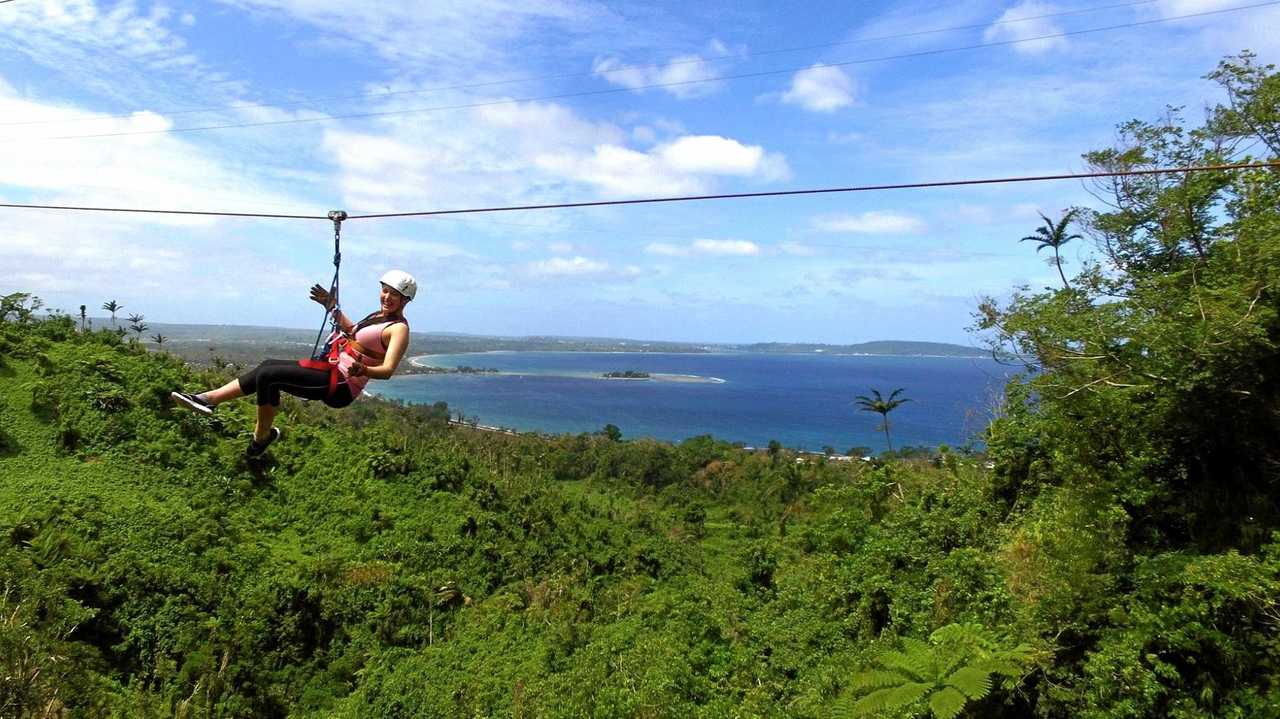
xmin=102 ymin=318 xmax=986 ymax=365
xmin=735 ymin=340 xmax=987 ymax=357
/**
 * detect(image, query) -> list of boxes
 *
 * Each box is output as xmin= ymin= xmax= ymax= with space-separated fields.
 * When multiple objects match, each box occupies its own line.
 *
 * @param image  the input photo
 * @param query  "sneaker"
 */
xmin=171 ymin=391 xmax=214 ymax=416
xmin=246 ymin=427 xmax=282 ymax=458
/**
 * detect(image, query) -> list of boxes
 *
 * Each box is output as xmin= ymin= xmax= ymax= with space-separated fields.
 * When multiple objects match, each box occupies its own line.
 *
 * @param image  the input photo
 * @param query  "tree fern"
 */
xmin=835 ymin=623 xmax=1032 ymax=718
xmin=974 ymin=645 xmax=1034 ymax=680
xmin=850 ymin=669 xmax=916 ymax=691
xmin=943 ymin=667 xmax=992 ymax=700
xmin=900 ymin=637 xmax=936 ymax=675
xmin=853 ymin=682 xmax=932 ymax=715
xmin=929 ymin=623 xmax=985 ymax=646
xmin=877 ymin=649 xmax=929 ymax=683
xmin=928 ymin=687 xmax=967 ymax=719
xmin=831 ymin=691 xmax=860 ymax=719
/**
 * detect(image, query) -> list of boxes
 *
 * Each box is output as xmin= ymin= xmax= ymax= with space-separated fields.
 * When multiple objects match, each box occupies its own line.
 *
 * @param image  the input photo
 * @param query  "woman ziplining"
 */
xmin=168 ymin=208 xmax=415 ymax=456
xmin=170 ymin=270 xmax=416 ymax=457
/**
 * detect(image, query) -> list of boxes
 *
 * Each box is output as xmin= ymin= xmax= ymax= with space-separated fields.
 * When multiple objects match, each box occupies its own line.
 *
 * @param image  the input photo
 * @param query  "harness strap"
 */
xmin=297 ymin=357 xmax=340 ymax=398
xmin=342 ymin=316 xmax=407 ymax=363
xmin=344 ymin=336 xmax=385 ymax=363
xmin=309 ymin=210 xmax=347 ymax=361
xmin=297 ymin=316 xmax=408 ymax=400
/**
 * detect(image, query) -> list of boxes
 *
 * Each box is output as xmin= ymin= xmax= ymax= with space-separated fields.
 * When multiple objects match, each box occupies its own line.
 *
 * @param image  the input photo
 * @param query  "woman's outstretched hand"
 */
xmin=309 ymin=284 xmax=336 ymax=311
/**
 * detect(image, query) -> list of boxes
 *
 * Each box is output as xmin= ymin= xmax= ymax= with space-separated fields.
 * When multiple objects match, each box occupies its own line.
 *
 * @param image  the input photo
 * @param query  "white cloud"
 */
xmin=983 ymin=1 xmax=1068 ymax=55
xmin=215 ymin=0 xmax=621 ymax=76
xmin=779 ymin=242 xmax=819 ymax=256
xmin=812 ymin=212 xmax=927 ymax=235
xmin=533 ymin=133 xmax=786 ymax=198
xmin=324 ymin=96 xmax=788 ymax=207
xmin=850 ymin=2 xmax=987 ymax=47
xmin=0 ymin=0 xmax=229 ymax=105
xmin=0 ymin=202 xmax=316 ymax=317
xmin=592 ymin=39 xmax=740 ymax=100
xmin=781 ymin=65 xmax=856 ymax=113
xmin=1151 ymin=1 xmax=1280 ymax=56
xmin=593 ymin=52 xmax=723 ymax=99
xmin=0 ymin=90 xmax=319 ymax=224
xmin=526 ymin=256 xmax=609 ymax=277
xmin=549 ymin=241 xmax=574 ymax=254
xmin=540 ymin=133 xmax=790 ymax=198
xmin=537 ymin=144 xmax=707 ymax=198
xmin=0 ymin=86 xmax=335 ymax=324
xmin=537 ymin=262 xmax=655 ymax=287
xmin=657 ymin=135 xmax=786 ymax=178
xmin=323 ymin=98 xmax=621 ymax=211
xmin=644 ymin=239 xmax=759 ymax=257
xmin=694 ymin=239 xmax=758 ymax=256
xmin=1156 ymin=0 xmax=1241 ymax=13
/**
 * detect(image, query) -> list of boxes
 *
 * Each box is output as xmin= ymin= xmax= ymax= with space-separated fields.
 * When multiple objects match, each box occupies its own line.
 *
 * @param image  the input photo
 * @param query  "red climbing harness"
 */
xmin=297 ymin=332 xmax=387 ymax=399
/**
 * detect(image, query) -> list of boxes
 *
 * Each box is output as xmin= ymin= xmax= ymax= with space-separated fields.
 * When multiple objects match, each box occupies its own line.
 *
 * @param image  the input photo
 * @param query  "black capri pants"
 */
xmin=237 ymin=359 xmax=355 ymax=408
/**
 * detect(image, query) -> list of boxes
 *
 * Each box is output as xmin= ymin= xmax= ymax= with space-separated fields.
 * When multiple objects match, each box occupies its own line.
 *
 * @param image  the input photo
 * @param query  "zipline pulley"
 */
xmin=309 ymin=210 xmax=347 ymax=360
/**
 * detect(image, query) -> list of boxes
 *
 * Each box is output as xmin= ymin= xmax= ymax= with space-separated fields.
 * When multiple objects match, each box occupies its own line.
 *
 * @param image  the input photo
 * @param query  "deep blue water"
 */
xmin=374 ymin=352 xmax=1014 ymax=452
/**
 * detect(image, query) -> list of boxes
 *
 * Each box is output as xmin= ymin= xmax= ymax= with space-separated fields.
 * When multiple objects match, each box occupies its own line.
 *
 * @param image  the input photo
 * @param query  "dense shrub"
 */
xmin=1 ymin=54 xmax=1277 ymax=718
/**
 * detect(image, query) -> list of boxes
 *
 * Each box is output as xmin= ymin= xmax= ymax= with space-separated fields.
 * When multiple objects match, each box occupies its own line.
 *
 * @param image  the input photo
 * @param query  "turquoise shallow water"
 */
xmin=374 ymin=351 xmax=1014 ymax=452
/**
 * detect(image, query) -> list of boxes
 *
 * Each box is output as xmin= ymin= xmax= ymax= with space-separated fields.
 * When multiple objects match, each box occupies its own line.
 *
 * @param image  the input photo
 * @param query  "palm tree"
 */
xmin=855 ymin=388 xmax=911 ymax=454
xmin=101 ymin=300 xmax=122 ymax=328
xmin=79 ymin=305 xmax=87 ymax=332
xmin=127 ymin=313 xmax=147 ymax=342
xmin=1020 ymin=209 xmax=1082 ymax=291
xmin=151 ymin=333 xmax=167 ymax=346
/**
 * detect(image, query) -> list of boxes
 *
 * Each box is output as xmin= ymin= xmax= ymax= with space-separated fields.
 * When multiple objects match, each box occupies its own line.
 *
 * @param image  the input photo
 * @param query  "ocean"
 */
xmin=374 ymin=351 xmax=1015 ymax=453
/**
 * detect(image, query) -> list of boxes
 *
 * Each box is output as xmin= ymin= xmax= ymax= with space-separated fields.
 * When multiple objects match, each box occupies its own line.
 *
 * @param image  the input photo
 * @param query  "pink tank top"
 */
xmin=335 ymin=317 xmax=407 ymax=397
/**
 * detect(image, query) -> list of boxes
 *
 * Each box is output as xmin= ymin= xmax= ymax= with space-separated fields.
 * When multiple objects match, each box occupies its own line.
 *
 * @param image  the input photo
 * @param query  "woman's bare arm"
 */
xmin=332 ymin=308 xmax=356 ymax=336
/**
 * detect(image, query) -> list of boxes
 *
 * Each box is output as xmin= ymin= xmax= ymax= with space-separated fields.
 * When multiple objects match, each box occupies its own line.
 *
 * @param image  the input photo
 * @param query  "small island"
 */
xmin=602 ymin=370 xmax=651 ymax=379
xmin=400 ymin=365 xmax=501 ymax=376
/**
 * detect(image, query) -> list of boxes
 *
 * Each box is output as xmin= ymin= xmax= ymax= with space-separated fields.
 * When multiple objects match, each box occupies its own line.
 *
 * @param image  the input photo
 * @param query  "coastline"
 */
xmin=407 ymin=355 xmax=725 ymax=384
xmin=378 ymin=352 xmax=1008 ymax=451
xmin=411 ymin=349 xmax=985 ymax=361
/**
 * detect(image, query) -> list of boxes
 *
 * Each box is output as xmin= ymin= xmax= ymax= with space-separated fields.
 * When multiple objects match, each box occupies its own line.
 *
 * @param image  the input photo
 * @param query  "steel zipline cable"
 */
xmin=1 ymin=162 xmax=1276 ymax=222
xmin=343 ymin=162 xmax=1280 ymax=219
xmin=0 ymin=203 xmax=327 ymax=220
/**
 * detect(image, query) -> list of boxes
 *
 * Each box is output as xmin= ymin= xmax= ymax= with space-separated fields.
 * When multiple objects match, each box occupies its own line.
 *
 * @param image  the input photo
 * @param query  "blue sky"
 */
xmin=1 ymin=0 xmax=1276 ymax=344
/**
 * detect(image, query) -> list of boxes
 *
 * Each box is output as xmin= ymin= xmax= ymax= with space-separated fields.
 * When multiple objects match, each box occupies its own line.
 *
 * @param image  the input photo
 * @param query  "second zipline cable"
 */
xmin=1 ymin=162 xmax=1275 ymax=222
xmin=342 ymin=162 xmax=1280 ymax=220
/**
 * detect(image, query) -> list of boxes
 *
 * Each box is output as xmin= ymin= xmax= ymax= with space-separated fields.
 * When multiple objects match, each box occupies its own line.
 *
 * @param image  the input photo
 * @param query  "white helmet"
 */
xmin=380 ymin=269 xmax=418 ymax=301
